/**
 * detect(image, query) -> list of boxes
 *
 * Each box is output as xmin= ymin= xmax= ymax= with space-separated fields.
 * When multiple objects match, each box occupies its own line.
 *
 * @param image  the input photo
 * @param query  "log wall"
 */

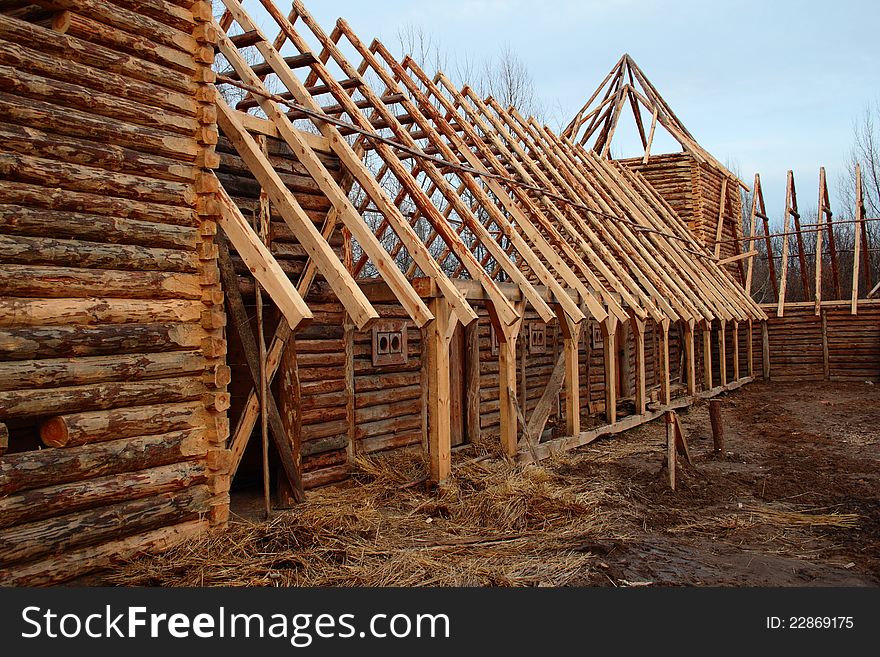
xmin=752 ymin=301 xmax=880 ymax=382
xmin=0 ymin=0 xmax=227 ymax=585
xmin=620 ymin=152 xmax=743 ymax=280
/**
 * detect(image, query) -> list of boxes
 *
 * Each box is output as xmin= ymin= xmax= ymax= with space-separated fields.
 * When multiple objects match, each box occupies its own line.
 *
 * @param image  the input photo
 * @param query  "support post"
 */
xmin=683 ymin=319 xmax=696 ymax=396
xmin=601 ymin=315 xmax=618 ymax=423
xmin=464 ymin=320 xmax=481 ymax=443
xmin=556 ymin=309 xmax=582 ymax=437
xmin=496 ymin=317 xmax=520 ymax=458
xmin=732 ymin=320 xmax=740 ymax=381
xmin=666 ymin=410 xmax=676 ymax=490
xmin=427 ymin=297 xmax=455 ymax=482
xmin=631 ymin=316 xmax=647 ymax=414
xmin=718 ymin=321 xmax=727 ymax=386
xmin=702 ymin=321 xmax=713 ymax=390
xmin=659 ymin=318 xmax=671 ymax=404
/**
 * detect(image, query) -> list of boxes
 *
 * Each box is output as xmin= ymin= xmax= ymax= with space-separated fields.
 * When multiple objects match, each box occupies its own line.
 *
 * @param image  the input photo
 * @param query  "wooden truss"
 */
xmin=211 ymin=0 xmax=766 ymax=484
xmin=562 ymin=54 xmax=746 ymax=189
xmin=740 ymin=165 xmax=874 ymax=316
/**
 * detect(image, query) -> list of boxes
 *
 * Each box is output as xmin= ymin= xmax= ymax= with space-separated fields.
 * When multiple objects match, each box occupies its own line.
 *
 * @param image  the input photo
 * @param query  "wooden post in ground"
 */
xmin=659 ymin=318 xmax=671 ymax=404
xmin=464 ymin=321 xmax=481 ymax=444
xmin=761 ymin=319 xmax=770 ymax=380
xmin=631 ymin=316 xmax=647 ymax=414
xmin=702 ymin=321 xmax=713 ymax=390
xmin=427 ymin=297 xmax=455 ymax=482
xmin=684 ymin=319 xmax=696 ymax=396
xmin=601 ymin=315 xmax=618 ymax=423
xmin=666 ymin=410 xmax=676 ymax=490
xmin=556 ymin=308 xmax=582 ymax=437
xmin=718 ymin=321 xmax=727 ymax=386
xmin=709 ymin=399 xmax=724 ymax=457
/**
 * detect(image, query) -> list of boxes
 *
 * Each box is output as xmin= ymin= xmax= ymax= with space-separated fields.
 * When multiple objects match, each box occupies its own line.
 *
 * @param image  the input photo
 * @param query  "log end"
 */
xmin=39 ymin=417 xmax=69 ymax=448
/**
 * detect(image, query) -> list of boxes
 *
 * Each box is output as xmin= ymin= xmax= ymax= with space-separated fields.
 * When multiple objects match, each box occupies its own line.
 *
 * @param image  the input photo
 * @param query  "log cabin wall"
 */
xmin=751 ymin=301 xmax=880 ymax=382
xmin=0 ymin=0 xmax=229 ymax=585
xmin=619 ymin=153 xmax=743 ymax=279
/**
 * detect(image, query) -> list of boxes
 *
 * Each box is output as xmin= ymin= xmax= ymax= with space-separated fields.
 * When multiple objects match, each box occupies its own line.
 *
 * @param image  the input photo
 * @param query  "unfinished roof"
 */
xmin=562 ymin=54 xmax=745 ymax=189
xmin=210 ymin=0 xmax=764 ymax=333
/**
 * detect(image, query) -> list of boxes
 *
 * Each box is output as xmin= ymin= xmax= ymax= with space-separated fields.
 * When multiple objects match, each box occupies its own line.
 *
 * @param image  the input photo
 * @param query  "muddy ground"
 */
xmin=566 ymin=380 xmax=880 ymax=585
xmin=111 ymin=381 xmax=880 ymax=587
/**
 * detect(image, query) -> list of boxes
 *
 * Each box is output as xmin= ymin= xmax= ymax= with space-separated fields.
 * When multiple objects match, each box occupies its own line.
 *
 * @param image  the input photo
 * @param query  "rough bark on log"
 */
xmin=0 ymin=265 xmax=202 ymax=300
xmin=0 ymin=297 xmax=205 ymax=327
xmin=0 ymin=375 xmax=210 ymax=420
xmin=0 ymin=427 xmax=208 ymax=496
xmin=0 ymin=203 xmax=198 ymax=249
xmin=0 ymin=422 xmax=7 ymax=456
xmin=0 ymin=93 xmax=200 ymax=164
xmin=0 ymin=37 xmax=197 ymax=117
xmin=0 ymin=460 xmax=207 ymax=530
xmin=0 ymin=151 xmax=194 ymax=207
xmin=0 ymin=322 xmax=206 ymax=360
xmin=0 ymin=64 xmax=196 ymax=137
xmin=0 ymin=122 xmax=197 ymax=184
xmin=0 ymin=485 xmax=213 ymax=567
xmin=0 ymin=13 xmax=196 ymax=88
xmin=0 ymin=179 xmax=199 ymax=226
xmin=39 ymin=400 xmax=209 ymax=447
xmin=0 ymin=519 xmax=208 ymax=586
xmin=0 ymin=234 xmax=198 ymax=273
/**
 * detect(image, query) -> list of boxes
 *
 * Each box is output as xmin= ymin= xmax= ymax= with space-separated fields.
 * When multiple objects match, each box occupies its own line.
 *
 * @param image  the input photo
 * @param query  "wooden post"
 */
xmin=747 ymin=319 xmax=754 ymax=377
xmin=496 ymin=313 xmax=520 ymax=458
xmin=821 ymin=310 xmax=830 ymax=380
xmin=631 ymin=316 xmax=647 ymax=414
xmin=464 ymin=320 xmax=481 ymax=443
xmin=277 ymin=334 xmax=302 ymax=508
xmin=718 ymin=321 xmax=727 ymax=386
xmin=814 ymin=169 xmax=825 ymax=314
xmin=666 ymin=410 xmax=676 ymax=490
xmin=255 ymin=183 xmax=271 ymax=519
xmin=659 ymin=318 xmax=671 ymax=404
xmin=852 ymin=164 xmax=865 ymax=315
xmin=709 ymin=399 xmax=724 ymax=457
xmin=683 ymin=319 xmax=696 ymax=396
xmin=777 ymin=171 xmax=793 ymax=317
xmin=732 ymin=321 xmax=740 ymax=381
xmin=427 ymin=297 xmax=455 ymax=482
xmin=602 ymin=315 xmax=618 ymax=423
xmin=702 ymin=321 xmax=713 ymax=390
xmin=556 ymin=309 xmax=582 ymax=437
xmin=761 ymin=320 xmax=770 ymax=380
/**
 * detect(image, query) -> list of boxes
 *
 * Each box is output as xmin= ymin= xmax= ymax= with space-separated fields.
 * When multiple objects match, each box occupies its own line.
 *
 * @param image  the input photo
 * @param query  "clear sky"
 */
xmin=244 ymin=0 xmax=880 ymax=218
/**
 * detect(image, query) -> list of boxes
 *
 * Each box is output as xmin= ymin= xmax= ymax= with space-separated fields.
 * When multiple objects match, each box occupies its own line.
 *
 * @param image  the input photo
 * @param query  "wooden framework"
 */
xmin=739 ymin=165 xmax=875 ymax=315
xmin=0 ymin=0 xmax=773 ymax=584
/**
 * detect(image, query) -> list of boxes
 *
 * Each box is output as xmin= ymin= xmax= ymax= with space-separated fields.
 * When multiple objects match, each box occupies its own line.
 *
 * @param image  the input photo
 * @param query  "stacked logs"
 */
xmin=0 ymin=0 xmax=228 ymax=585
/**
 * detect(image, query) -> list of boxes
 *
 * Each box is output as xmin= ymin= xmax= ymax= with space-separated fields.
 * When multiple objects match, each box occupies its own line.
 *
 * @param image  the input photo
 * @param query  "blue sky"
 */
xmin=244 ymin=0 xmax=880 ymax=218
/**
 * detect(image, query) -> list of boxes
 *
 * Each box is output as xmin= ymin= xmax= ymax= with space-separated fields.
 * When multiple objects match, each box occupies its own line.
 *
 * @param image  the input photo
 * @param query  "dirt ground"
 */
xmin=110 ymin=381 xmax=880 ymax=587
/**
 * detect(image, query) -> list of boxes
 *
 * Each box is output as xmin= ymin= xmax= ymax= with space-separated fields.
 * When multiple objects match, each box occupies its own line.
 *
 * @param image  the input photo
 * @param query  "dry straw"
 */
xmin=110 ymin=445 xmax=626 ymax=587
